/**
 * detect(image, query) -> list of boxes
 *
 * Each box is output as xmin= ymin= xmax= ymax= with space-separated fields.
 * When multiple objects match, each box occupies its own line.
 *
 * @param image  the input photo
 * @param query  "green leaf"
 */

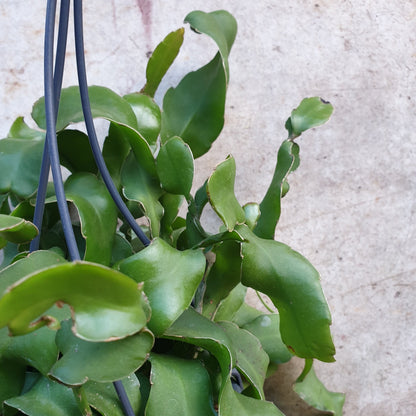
xmin=0 ymin=137 xmax=45 ymax=198
xmin=142 ymin=28 xmax=185 ymax=98
xmin=156 ymin=136 xmax=194 ymax=196
xmin=123 ymin=93 xmax=162 ymax=148
xmin=286 ymin=97 xmax=333 ymax=139
xmin=243 ymin=203 xmax=260 ymax=230
xmin=242 ymin=314 xmax=292 ymax=364
xmin=207 ymin=156 xmax=245 ymax=231
xmin=161 ymin=53 xmax=226 ymax=158
xmin=8 ymin=117 xmax=45 ymax=140
xmin=0 ymin=259 xmax=147 ymax=341
xmin=84 ymin=375 xmax=141 ymax=416
xmin=32 ymin=86 xmax=138 ymax=132
xmin=64 ymin=173 xmax=118 ymax=266
xmin=159 ymin=193 xmax=184 ymax=241
xmin=118 ymin=238 xmax=206 ymax=335
xmin=145 ymin=354 xmax=215 ymax=416
xmin=254 ymin=140 xmax=299 ymax=239
xmin=294 ymin=364 xmax=345 ymax=415
xmin=203 ymin=240 xmax=242 ymax=319
xmin=0 ymin=305 xmax=69 ymax=376
xmin=121 ymin=152 xmax=163 ymax=238
xmin=0 ymin=242 xmax=19 ymax=271
xmin=232 ymin=302 xmax=263 ymax=327
xmin=4 ymin=376 xmax=81 ymax=416
xmin=49 ymin=320 xmax=153 ymax=386
xmin=57 ymin=130 xmax=97 ymax=174
xmin=214 ymin=283 xmax=247 ymax=322
xmin=218 ymin=322 xmax=269 ymax=400
xmin=185 ymin=10 xmax=237 ymax=82
xmin=0 ymin=214 xmax=38 ymax=244
xmin=0 ymin=358 xmax=26 ymax=406
xmin=238 ymin=225 xmax=335 ymax=362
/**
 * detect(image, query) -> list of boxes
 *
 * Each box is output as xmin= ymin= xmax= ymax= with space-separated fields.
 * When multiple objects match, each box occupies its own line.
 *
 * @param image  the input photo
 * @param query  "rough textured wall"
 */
xmin=1 ymin=1 xmax=415 ymax=414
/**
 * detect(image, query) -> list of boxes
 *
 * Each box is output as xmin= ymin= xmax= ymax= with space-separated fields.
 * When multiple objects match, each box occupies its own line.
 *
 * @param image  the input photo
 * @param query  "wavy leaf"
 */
xmin=207 ymin=156 xmax=245 ymax=231
xmin=32 ymin=85 xmax=138 ymax=132
xmin=0 ymin=214 xmax=38 ymax=245
xmin=156 ymin=136 xmax=194 ymax=196
xmin=118 ymin=238 xmax=206 ymax=335
xmin=254 ymin=140 xmax=299 ymax=239
xmin=146 ymin=354 xmax=215 ymax=416
xmin=49 ymin=320 xmax=154 ymax=386
xmin=185 ymin=10 xmax=237 ymax=82
xmin=161 ymin=53 xmax=226 ymax=158
xmin=238 ymin=225 xmax=335 ymax=362
xmin=142 ymin=28 xmax=185 ymax=98
xmin=0 ymin=259 xmax=147 ymax=341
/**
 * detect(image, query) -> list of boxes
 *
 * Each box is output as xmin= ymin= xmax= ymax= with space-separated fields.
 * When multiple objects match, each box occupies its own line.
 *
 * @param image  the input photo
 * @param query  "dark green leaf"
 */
xmin=0 ymin=259 xmax=147 ymax=341
xmin=159 ymin=193 xmax=184 ymax=241
xmin=203 ymin=240 xmax=242 ymax=319
xmin=207 ymin=156 xmax=245 ymax=231
xmin=142 ymin=28 xmax=185 ymax=98
xmin=64 ymin=173 xmax=118 ymax=266
xmin=32 ymin=86 xmax=138 ymax=132
xmin=0 ymin=137 xmax=44 ymax=198
xmin=286 ymin=97 xmax=333 ymax=139
xmin=242 ymin=314 xmax=292 ymax=364
xmin=84 ymin=375 xmax=141 ymax=416
xmin=238 ymin=225 xmax=335 ymax=362
xmin=111 ymin=233 xmax=133 ymax=266
xmin=121 ymin=152 xmax=163 ymax=238
xmin=57 ymin=130 xmax=97 ymax=174
xmin=254 ymin=140 xmax=299 ymax=239
xmin=145 ymin=354 xmax=215 ymax=416
xmin=294 ymin=364 xmax=345 ymax=415
xmin=0 ymin=358 xmax=26 ymax=406
xmin=0 ymin=214 xmax=38 ymax=244
xmin=185 ymin=10 xmax=237 ymax=82
xmin=218 ymin=322 xmax=269 ymax=400
xmin=118 ymin=238 xmax=206 ymax=335
xmin=161 ymin=53 xmax=226 ymax=158
xmin=156 ymin=136 xmax=194 ymax=196
xmin=123 ymin=93 xmax=161 ymax=148
xmin=4 ymin=376 xmax=80 ymax=416
xmin=49 ymin=320 xmax=153 ymax=386
xmin=214 ymin=283 xmax=247 ymax=322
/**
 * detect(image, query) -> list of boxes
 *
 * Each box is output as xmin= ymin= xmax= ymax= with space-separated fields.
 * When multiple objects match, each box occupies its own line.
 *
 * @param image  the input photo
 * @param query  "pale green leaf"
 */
xmin=0 ymin=214 xmax=38 ymax=244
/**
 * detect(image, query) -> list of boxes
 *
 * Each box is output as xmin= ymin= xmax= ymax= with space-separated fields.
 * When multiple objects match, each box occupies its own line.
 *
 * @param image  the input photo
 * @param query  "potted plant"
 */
xmin=0 ymin=8 xmax=344 ymax=416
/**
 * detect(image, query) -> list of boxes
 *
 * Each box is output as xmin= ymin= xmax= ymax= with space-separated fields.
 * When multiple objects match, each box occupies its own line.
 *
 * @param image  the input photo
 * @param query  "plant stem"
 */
xmin=73 ymin=386 xmax=93 ymax=416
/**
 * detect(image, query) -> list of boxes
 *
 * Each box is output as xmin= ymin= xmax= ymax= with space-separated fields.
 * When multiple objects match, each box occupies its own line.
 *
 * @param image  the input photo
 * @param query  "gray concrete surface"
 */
xmin=1 ymin=1 xmax=415 ymax=414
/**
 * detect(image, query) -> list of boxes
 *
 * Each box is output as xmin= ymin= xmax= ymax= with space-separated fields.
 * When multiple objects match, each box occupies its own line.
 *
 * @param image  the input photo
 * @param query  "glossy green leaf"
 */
xmin=49 ymin=320 xmax=153 ymax=386
xmin=0 ymin=137 xmax=44 ymax=198
xmin=142 ymin=28 xmax=185 ymax=98
xmin=161 ymin=53 xmax=226 ymax=158
xmin=0 ymin=214 xmax=38 ymax=244
xmin=84 ymin=375 xmax=141 ymax=416
xmin=146 ymin=354 xmax=215 ymax=416
xmin=57 ymin=130 xmax=97 ymax=174
xmin=219 ymin=322 xmax=269 ymax=400
xmin=220 ymin=380 xmax=285 ymax=416
xmin=123 ymin=93 xmax=161 ymax=147
xmin=207 ymin=156 xmax=245 ymax=231
xmin=64 ymin=173 xmax=118 ymax=266
xmin=32 ymin=86 xmax=138 ymax=132
xmin=121 ymin=152 xmax=163 ymax=238
xmin=294 ymin=364 xmax=345 ymax=415
xmin=0 ymin=260 xmax=147 ymax=341
xmin=185 ymin=10 xmax=237 ymax=82
xmin=159 ymin=193 xmax=184 ymax=241
xmin=254 ymin=140 xmax=299 ymax=239
xmin=111 ymin=232 xmax=133 ymax=266
xmin=286 ymin=97 xmax=333 ymax=139
xmin=8 ymin=117 xmax=45 ymax=140
xmin=156 ymin=136 xmax=194 ymax=196
xmin=243 ymin=203 xmax=260 ymax=230
xmin=118 ymin=238 xmax=206 ymax=335
xmin=238 ymin=225 xmax=335 ymax=362
xmin=214 ymin=283 xmax=247 ymax=322
xmin=4 ymin=376 xmax=81 ymax=416
xmin=0 ymin=305 xmax=69 ymax=376
xmin=242 ymin=314 xmax=292 ymax=364
xmin=203 ymin=240 xmax=242 ymax=319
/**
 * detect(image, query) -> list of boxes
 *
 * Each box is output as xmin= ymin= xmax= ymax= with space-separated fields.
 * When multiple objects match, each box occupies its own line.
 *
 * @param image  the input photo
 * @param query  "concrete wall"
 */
xmin=1 ymin=1 xmax=415 ymax=414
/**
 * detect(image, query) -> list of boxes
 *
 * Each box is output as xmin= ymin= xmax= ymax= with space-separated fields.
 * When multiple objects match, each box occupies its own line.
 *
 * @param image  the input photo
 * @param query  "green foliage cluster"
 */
xmin=0 ymin=10 xmax=344 ymax=416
